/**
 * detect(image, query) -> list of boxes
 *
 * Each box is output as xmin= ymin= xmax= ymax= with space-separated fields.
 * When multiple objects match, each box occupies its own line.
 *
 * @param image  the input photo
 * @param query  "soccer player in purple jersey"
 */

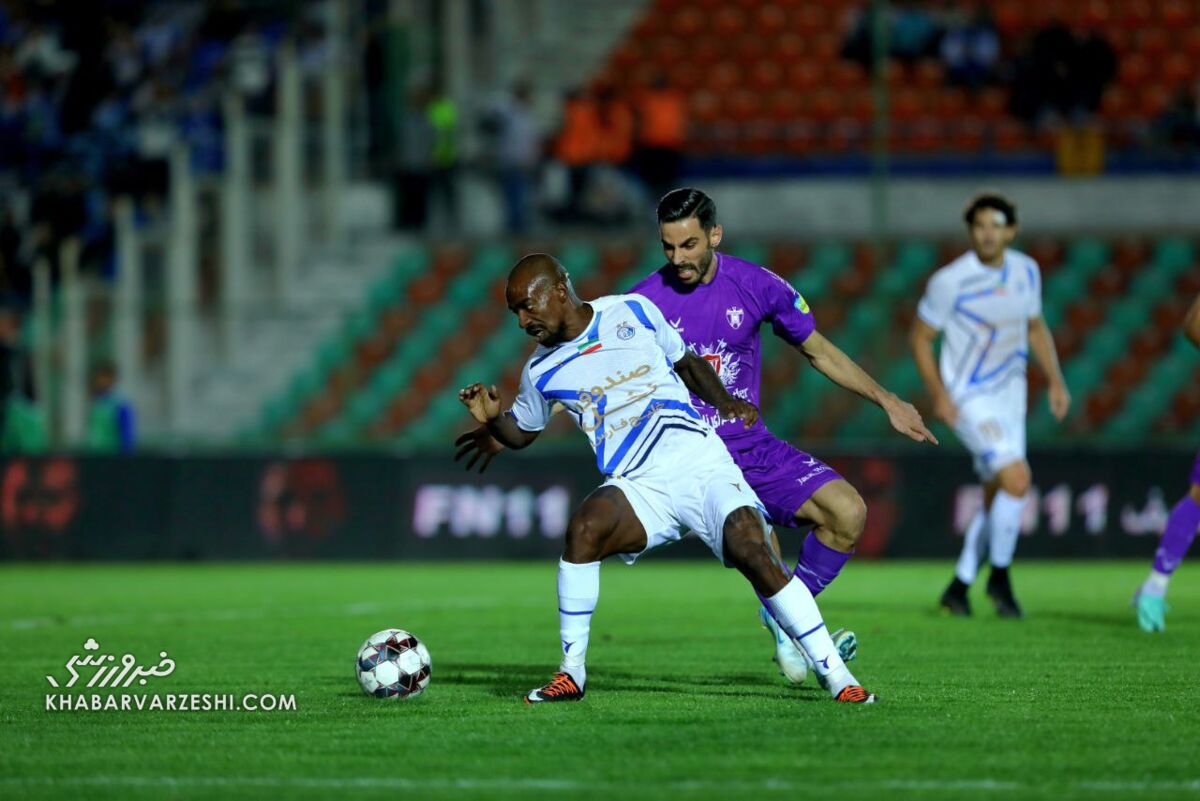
xmin=458 ymin=189 xmax=936 ymax=684
xmin=1134 ymin=291 xmax=1200 ymax=632
xmin=631 ymin=189 xmax=935 ymax=677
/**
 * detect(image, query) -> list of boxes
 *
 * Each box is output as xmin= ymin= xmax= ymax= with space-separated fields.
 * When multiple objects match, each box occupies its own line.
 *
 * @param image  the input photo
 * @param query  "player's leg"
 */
xmin=985 ymin=460 xmax=1032 ymax=619
xmin=527 ymin=485 xmax=648 ymax=703
xmin=720 ymin=507 xmax=875 ymax=703
xmin=1136 ymin=471 xmax=1200 ymax=633
xmin=732 ymin=437 xmax=857 ymax=681
xmin=792 ymin=479 xmax=867 ymax=594
xmin=941 ymin=481 xmax=996 ymax=616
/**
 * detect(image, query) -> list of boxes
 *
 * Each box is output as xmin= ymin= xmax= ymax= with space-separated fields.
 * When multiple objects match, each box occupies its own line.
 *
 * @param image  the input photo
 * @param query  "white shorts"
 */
xmin=601 ymin=433 xmax=767 ymax=566
xmin=953 ymin=394 xmax=1027 ymax=481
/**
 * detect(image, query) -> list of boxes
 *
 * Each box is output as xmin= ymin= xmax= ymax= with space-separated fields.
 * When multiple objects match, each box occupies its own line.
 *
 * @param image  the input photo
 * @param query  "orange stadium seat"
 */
xmin=1027 ymin=238 xmax=1064 ymax=272
xmin=749 ymin=60 xmax=785 ymax=91
xmin=1161 ymin=53 xmax=1194 ymax=86
xmin=776 ymin=32 xmax=806 ymax=61
xmin=1088 ymin=267 xmax=1127 ymax=298
xmin=1136 ymin=28 xmax=1170 ymax=58
xmin=713 ymin=7 xmax=746 ymax=36
xmin=756 ymin=4 xmax=788 ymax=34
xmin=1118 ymin=53 xmax=1151 ymax=87
xmin=1112 ymin=236 xmax=1148 ymax=270
xmin=1162 ymin=0 xmax=1195 ymax=27
xmin=786 ymin=61 xmax=824 ymax=91
xmin=935 ymin=89 xmax=969 ymax=119
xmin=1100 ymin=86 xmax=1130 ymax=119
xmin=767 ymin=89 xmax=804 ymax=122
xmin=1182 ymin=28 xmax=1200 ymax=58
xmin=1121 ymin=0 xmax=1154 ymax=28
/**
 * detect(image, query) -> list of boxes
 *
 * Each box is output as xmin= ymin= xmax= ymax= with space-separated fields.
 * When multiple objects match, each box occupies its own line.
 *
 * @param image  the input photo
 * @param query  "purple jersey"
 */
xmin=628 ymin=252 xmax=815 ymax=443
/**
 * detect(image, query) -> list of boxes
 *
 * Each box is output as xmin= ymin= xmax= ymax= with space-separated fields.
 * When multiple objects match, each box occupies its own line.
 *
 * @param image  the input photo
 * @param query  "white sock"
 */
xmin=764 ymin=577 xmax=856 ymax=696
xmin=557 ymin=559 xmax=599 ymax=687
xmin=988 ymin=490 xmax=1026 ymax=569
xmin=955 ymin=510 xmax=989 ymax=585
xmin=1142 ymin=570 xmax=1170 ymax=597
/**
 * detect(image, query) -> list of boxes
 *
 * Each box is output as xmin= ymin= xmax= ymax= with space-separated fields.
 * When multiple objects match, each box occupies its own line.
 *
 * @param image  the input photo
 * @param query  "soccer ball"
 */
xmin=356 ymin=629 xmax=431 ymax=699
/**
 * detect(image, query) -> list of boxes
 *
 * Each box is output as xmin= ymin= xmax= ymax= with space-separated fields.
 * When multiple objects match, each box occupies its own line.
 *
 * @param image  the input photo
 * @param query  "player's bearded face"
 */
xmin=660 ymin=219 xmax=720 ymax=285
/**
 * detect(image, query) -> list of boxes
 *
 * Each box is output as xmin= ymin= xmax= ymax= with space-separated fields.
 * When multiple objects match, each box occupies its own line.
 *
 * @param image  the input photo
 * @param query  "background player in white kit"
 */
xmin=910 ymin=193 xmax=1071 ymax=618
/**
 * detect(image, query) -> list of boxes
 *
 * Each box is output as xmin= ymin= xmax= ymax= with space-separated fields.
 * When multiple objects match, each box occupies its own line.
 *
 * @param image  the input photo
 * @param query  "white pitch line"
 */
xmin=0 ymin=776 xmax=1197 ymax=793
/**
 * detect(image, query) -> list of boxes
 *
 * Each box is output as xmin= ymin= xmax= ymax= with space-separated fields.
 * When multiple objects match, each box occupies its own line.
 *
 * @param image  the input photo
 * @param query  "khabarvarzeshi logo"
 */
xmin=44 ymin=638 xmax=296 ymax=712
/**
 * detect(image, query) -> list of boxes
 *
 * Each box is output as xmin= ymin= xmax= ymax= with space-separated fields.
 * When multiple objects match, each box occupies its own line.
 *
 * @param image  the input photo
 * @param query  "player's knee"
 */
xmin=564 ymin=516 xmax=608 ymax=561
xmin=722 ymin=513 xmax=779 ymax=578
xmin=1190 ymin=483 xmax=1200 ymax=506
xmin=833 ymin=488 xmax=868 ymax=544
xmin=998 ymin=465 xmax=1031 ymax=497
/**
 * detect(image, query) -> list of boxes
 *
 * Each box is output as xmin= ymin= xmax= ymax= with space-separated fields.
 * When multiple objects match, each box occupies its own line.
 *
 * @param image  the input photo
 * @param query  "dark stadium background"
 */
xmin=0 ymin=0 xmax=1195 ymax=562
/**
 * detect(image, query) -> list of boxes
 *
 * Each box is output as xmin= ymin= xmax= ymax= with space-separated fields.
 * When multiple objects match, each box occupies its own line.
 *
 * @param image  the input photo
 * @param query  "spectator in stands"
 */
xmin=939 ymin=4 xmax=999 ymax=91
xmin=1153 ymin=82 xmax=1200 ymax=151
xmin=0 ymin=205 xmax=28 ymax=307
xmin=1011 ymin=18 xmax=1116 ymax=126
xmin=1071 ymin=24 xmax=1116 ymax=117
xmin=632 ymin=74 xmax=687 ymax=202
xmin=395 ymin=82 xmax=459 ymax=232
xmin=0 ymin=304 xmax=43 ymax=453
xmin=842 ymin=1 xmax=941 ymax=67
xmin=480 ymin=81 xmax=542 ymax=234
xmin=86 ymin=360 xmax=136 ymax=454
xmin=553 ymin=87 xmax=601 ymax=220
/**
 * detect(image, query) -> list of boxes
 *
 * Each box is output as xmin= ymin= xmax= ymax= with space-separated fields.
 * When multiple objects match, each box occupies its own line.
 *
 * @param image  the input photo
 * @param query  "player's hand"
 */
xmin=718 ymin=398 xmax=759 ymax=429
xmin=932 ymin=393 xmax=958 ymax=427
xmin=1048 ymin=380 xmax=1071 ymax=422
xmin=459 ymin=383 xmax=502 ymax=424
xmin=454 ymin=425 xmax=505 ymax=473
xmin=883 ymin=393 xmax=939 ymax=445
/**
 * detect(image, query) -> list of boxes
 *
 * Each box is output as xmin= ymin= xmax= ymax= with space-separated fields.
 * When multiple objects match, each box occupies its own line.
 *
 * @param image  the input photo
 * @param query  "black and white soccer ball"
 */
xmin=356 ymin=629 xmax=431 ymax=700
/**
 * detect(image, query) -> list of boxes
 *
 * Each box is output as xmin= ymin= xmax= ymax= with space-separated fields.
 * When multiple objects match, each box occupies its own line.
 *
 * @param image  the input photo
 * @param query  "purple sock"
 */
xmin=1152 ymin=495 xmax=1200 ymax=575
xmin=792 ymin=532 xmax=852 ymax=596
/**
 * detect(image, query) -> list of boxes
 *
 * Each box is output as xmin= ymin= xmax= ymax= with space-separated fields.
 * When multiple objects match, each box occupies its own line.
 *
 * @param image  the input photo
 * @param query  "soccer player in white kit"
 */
xmin=910 ymin=194 xmax=1071 ymax=618
xmin=460 ymin=254 xmax=876 ymax=703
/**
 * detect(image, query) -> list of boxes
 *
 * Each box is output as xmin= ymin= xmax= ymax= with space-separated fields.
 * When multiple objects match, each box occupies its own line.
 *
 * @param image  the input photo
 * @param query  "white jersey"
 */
xmin=510 ymin=294 xmax=711 ymax=478
xmin=917 ymin=249 xmax=1042 ymax=410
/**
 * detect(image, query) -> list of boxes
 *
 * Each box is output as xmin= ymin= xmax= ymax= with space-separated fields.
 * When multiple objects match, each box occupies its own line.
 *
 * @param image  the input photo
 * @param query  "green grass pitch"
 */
xmin=1 ymin=561 xmax=1197 ymax=801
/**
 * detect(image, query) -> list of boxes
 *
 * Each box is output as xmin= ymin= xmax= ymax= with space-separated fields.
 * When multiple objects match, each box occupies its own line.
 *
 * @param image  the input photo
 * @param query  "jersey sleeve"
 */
xmin=508 ymin=361 xmax=552 ymax=431
xmin=1026 ymin=260 xmax=1043 ymax=319
xmin=626 ymin=293 xmax=686 ymax=363
xmin=763 ymin=270 xmax=816 ymax=345
xmin=917 ymin=270 xmax=954 ymax=331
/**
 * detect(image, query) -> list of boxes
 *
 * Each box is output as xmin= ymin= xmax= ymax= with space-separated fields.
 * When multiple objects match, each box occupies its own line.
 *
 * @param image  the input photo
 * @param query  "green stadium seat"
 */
xmin=727 ymin=242 xmax=768 ymax=266
xmin=1065 ymin=237 xmax=1110 ymax=273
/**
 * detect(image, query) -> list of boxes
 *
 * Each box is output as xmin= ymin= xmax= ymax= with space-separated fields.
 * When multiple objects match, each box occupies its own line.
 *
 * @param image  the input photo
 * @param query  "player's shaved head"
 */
xmin=508 ymin=253 xmax=569 ymax=295
xmin=505 ymin=253 xmax=589 ymax=346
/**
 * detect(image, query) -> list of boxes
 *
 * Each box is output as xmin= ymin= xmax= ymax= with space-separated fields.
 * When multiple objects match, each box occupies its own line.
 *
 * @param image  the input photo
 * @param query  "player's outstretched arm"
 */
xmin=798 ymin=331 xmax=937 ymax=444
xmin=908 ymin=317 xmax=957 ymax=427
xmin=1027 ymin=316 xmax=1070 ymax=422
xmin=1184 ymin=292 xmax=1200 ymax=348
xmin=673 ymin=350 xmax=758 ymax=428
xmin=458 ymin=383 xmax=540 ymax=450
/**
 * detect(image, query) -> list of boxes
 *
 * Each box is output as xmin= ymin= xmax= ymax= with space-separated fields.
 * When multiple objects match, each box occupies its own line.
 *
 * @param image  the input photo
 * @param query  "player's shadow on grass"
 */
xmin=1030 ymin=608 xmax=1133 ymax=630
xmin=443 ymin=663 xmax=825 ymax=701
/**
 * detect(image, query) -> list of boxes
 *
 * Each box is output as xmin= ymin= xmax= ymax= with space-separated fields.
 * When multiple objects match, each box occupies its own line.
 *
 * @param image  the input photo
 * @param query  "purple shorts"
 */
xmin=723 ymin=430 xmax=842 ymax=528
xmin=1192 ymin=451 xmax=1200 ymax=487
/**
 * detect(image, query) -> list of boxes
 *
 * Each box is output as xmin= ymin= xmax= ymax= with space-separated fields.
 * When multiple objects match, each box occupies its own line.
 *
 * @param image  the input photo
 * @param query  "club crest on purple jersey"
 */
xmin=726 ymin=306 xmax=745 ymax=329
